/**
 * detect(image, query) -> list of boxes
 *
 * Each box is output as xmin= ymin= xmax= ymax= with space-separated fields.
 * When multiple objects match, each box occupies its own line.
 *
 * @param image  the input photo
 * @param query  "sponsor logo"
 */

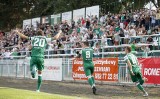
xmin=47 ymin=66 xmax=60 ymax=70
xmin=144 ymin=68 xmax=160 ymax=76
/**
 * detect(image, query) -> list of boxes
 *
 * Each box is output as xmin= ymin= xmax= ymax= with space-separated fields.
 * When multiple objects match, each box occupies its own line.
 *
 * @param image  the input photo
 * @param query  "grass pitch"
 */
xmin=0 ymin=87 xmax=82 ymax=99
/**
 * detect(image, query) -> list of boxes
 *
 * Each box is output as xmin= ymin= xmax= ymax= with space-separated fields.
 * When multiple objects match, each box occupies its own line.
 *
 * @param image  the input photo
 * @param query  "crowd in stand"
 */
xmin=1 ymin=8 xmax=160 ymax=58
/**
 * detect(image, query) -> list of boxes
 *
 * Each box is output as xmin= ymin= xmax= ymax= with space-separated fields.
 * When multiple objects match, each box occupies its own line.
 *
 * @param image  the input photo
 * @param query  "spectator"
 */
xmin=114 ymin=31 xmax=120 ymax=45
xmin=3 ymin=49 xmax=12 ymax=59
xmin=1 ymin=8 xmax=160 ymax=58
xmin=147 ymin=36 xmax=153 ymax=50
xmin=131 ymin=40 xmax=136 ymax=51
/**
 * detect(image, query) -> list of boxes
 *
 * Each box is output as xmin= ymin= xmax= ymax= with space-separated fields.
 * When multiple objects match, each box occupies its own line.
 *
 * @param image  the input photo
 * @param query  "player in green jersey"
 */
xmin=124 ymin=46 xmax=148 ymax=97
xmin=15 ymin=29 xmax=61 ymax=92
xmin=77 ymin=41 xmax=96 ymax=95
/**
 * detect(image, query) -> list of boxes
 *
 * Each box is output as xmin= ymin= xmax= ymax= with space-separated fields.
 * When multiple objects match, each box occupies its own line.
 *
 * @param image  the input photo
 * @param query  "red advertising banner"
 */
xmin=138 ymin=58 xmax=160 ymax=84
xmin=72 ymin=58 xmax=118 ymax=81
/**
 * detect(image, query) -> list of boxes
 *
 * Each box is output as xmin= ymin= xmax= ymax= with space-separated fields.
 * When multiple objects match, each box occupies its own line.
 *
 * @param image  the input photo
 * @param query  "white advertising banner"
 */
xmin=73 ymin=8 xmax=85 ymax=24
xmin=51 ymin=14 xmax=61 ymax=25
xmin=86 ymin=5 xmax=99 ymax=19
xmin=31 ymin=17 xmax=40 ymax=30
xmin=41 ymin=16 xmax=50 ymax=24
xmin=43 ymin=58 xmax=62 ymax=81
xmin=23 ymin=19 xmax=31 ymax=30
xmin=62 ymin=11 xmax=72 ymax=26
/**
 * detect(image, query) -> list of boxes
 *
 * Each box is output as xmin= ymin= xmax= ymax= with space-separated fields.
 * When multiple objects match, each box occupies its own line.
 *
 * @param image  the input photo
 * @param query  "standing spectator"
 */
xmin=129 ymin=26 xmax=137 ymax=36
xmin=129 ymin=26 xmax=137 ymax=43
xmin=3 ymin=49 xmax=12 ymax=59
xmin=86 ymin=19 xmax=91 ymax=29
xmin=151 ymin=15 xmax=156 ymax=28
xmin=114 ymin=31 xmax=120 ymax=45
xmin=131 ymin=40 xmax=136 ymax=51
xmin=145 ymin=15 xmax=150 ymax=31
xmin=147 ymin=36 xmax=153 ymax=50
xmin=124 ymin=27 xmax=130 ymax=44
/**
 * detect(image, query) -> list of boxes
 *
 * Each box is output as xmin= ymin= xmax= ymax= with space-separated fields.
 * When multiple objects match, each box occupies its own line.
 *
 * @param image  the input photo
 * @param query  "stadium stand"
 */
xmin=1 ymin=8 xmax=160 ymax=59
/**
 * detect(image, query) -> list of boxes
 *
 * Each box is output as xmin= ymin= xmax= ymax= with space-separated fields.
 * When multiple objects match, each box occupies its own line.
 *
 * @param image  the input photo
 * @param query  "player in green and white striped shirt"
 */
xmin=124 ymin=46 xmax=148 ymax=97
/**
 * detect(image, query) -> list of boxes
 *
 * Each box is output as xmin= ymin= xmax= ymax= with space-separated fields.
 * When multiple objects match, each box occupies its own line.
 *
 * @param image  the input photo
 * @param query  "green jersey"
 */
xmin=131 ymin=44 xmax=136 ymax=51
xmin=30 ymin=36 xmax=51 ymax=58
xmin=124 ymin=53 xmax=139 ymax=67
xmin=80 ymin=48 xmax=94 ymax=67
xmin=124 ymin=53 xmax=143 ymax=83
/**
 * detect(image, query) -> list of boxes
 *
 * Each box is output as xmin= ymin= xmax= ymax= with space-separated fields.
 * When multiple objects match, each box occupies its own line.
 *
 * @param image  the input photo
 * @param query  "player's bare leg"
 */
xmin=37 ymin=70 xmax=42 ymax=92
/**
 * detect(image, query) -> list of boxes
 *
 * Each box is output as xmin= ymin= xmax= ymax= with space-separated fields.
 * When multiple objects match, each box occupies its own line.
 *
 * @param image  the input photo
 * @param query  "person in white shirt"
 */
xmin=80 ymin=25 xmax=88 ymax=34
xmin=133 ymin=13 xmax=138 ymax=23
xmin=151 ymin=15 xmax=156 ymax=27
xmin=3 ymin=50 xmax=12 ymax=59
xmin=123 ymin=27 xmax=130 ymax=44
xmin=70 ymin=34 xmax=77 ymax=42
xmin=129 ymin=26 xmax=137 ymax=43
xmin=114 ymin=31 xmax=120 ymax=45
xmin=129 ymin=26 xmax=136 ymax=36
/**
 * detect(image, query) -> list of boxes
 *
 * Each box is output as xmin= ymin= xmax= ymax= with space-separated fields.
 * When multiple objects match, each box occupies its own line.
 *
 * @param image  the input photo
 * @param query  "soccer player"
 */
xmin=14 ymin=29 xmax=61 ymax=92
xmin=124 ymin=46 xmax=148 ymax=97
xmin=77 ymin=41 xmax=96 ymax=95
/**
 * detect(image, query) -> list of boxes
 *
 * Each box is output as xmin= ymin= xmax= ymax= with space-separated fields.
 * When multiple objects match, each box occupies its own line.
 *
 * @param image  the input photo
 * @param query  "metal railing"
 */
xmin=0 ymin=53 xmax=160 ymax=86
xmin=0 ymin=58 xmax=30 ymax=78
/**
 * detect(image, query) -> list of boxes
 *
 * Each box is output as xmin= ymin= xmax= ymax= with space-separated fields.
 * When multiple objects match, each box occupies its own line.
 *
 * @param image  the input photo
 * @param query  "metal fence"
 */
xmin=0 ymin=59 xmax=30 ymax=78
xmin=0 ymin=57 xmax=133 ymax=84
xmin=0 ymin=55 xmax=159 ymax=85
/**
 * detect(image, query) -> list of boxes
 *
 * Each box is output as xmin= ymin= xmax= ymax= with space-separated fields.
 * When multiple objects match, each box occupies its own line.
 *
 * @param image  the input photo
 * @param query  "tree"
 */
xmin=0 ymin=0 xmax=159 ymax=31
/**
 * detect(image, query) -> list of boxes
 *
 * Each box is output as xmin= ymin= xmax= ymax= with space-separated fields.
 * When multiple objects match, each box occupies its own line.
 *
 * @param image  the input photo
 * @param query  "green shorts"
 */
xmin=84 ymin=63 xmax=94 ymax=77
xmin=30 ymin=57 xmax=44 ymax=71
xmin=130 ymin=67 xmax=144 ymax=85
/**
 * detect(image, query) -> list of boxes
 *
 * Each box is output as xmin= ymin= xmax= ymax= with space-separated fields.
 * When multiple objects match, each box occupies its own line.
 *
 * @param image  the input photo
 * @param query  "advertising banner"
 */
xmin=23 ymin=19 xmax=31 ymax=30
xmin=43 ymin=58 xmax=62 ymax=81
xmin=138 ymin=58 xmax=160 ymax=84
xmin=31 ymin=17 xmax=40 ymax=30
xmin=73 ymin=8 xmax=85 ymax=25
xmin=72 ymin=58 xmax=118 ymax=81
xmin=51 ymin=14 xmax=61 ymax=25
xmin=41 ymin=16 xmax=51 ymax=24
xmin=86 ymin=5 xmax=99 ymax=19
xmin=62 ymin=11 xmax=72 ymax=26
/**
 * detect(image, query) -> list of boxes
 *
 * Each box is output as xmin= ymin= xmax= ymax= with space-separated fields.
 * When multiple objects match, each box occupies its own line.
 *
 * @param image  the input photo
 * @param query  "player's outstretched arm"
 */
xmin=14 ymin=30 xmax=29 ymax=40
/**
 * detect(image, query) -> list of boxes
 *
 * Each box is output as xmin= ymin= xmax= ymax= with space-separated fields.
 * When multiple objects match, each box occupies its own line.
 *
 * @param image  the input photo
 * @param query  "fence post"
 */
xmin=23 ymin=62 xmax=26 ymax=79
xmin=1 ymin=65 xmax=3 ymax=77
xmin=101 ymin=39 xmax=104 ymax=58
xmin=16 ymin=62 xmax=18 ymax=78
xmin=7 ymin=62 xmax=9 ymax=77
xmin=118 ymin=64 xmax=121 ymax=83
xmin=62 ymin=58 xmax=64 ymax=81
